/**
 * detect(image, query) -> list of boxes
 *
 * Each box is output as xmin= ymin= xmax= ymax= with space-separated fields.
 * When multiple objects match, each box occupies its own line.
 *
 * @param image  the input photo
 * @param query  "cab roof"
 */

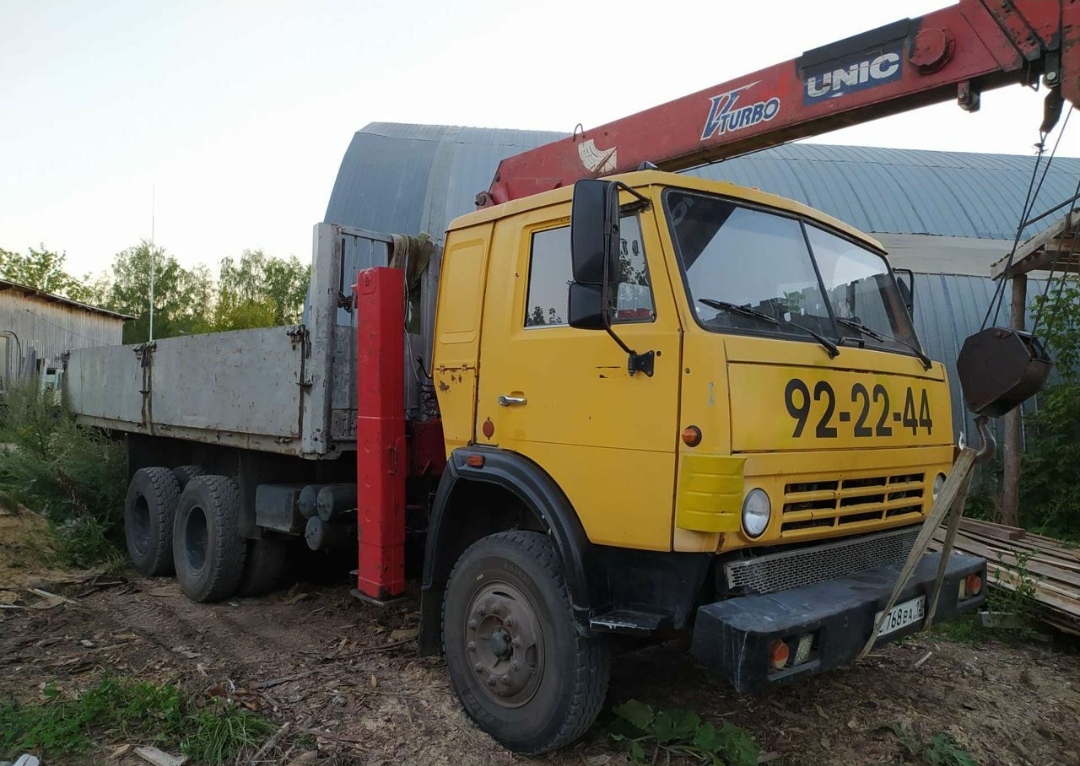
xmin=447 ymin=170 xmax=886 ymax=254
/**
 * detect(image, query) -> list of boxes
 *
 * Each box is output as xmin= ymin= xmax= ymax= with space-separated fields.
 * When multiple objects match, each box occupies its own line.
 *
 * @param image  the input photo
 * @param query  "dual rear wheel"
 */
xmin=123 ymin=468 xmax=287 ymax=601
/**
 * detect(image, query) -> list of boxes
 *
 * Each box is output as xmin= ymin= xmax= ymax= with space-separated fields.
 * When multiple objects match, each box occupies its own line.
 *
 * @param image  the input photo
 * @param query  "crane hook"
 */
xmin=971 ymin=415 xmax=996 ymax=463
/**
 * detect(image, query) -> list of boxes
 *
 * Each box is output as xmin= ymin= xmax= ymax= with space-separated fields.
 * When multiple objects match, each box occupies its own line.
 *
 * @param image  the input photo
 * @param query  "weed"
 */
xmin=0 ymin=676 xmax=272 ymax=763
xmin=988 ymin=549 xmax=1042 ymax=615
xmin=0 ymin=382 xmax=127 ymax=566
xmin=930 ymin=612 xmax=982 ymax=646
xmin=182 ymin=701 xmax=276 ymax=764
xmin=606 ymin=699 xmax=759 ymax=765
xmin=889 ymin=723 xmax=978 ymax=766
xmin=924 ymin=732 xmax=978 ymax=766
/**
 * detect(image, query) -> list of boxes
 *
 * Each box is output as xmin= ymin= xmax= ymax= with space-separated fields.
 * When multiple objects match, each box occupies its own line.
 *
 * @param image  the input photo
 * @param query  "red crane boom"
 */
xmin=479 ymin=0 xmax=1080 ymax=207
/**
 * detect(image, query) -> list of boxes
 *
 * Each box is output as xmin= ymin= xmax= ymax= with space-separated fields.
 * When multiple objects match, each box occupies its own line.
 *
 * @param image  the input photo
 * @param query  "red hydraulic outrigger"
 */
xmin=355 ymin=0 xmax=1077 ymax=601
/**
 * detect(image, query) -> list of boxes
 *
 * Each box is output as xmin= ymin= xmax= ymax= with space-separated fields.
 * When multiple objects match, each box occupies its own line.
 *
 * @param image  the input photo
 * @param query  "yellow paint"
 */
xmin=675 ymin=454 xmax=745 ymax=532
xmin=432 ymin=169 xmax=961 ymax=558
xmin=672 ymin=528 xmax=722 ymax=553
xmin=727 ymin=363 xmax=952 ymax=452
xmin=431 ymin=224 xmax=492 ymax=453
xmin=449 ymin=170 xmax=884 ymax=256
xmin=471 ymin=192 xmax=682 ymax=550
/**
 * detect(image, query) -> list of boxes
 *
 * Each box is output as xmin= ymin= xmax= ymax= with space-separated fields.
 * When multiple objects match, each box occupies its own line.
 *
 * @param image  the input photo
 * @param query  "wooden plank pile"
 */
xmin=929 ymin=517 xmax=1080 ymax=636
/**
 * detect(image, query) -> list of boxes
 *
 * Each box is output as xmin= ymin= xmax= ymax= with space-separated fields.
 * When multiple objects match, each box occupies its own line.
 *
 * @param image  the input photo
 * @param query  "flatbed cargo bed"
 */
xmin=64 ymin=223 xmax=437 ymax=459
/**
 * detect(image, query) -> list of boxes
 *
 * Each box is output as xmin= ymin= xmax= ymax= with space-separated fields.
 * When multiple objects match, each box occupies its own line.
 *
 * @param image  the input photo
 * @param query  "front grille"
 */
xmin=723 ymin=525 xmax=921 ymax=595
xmin=781 ymin=472 xmax=925 ymax=536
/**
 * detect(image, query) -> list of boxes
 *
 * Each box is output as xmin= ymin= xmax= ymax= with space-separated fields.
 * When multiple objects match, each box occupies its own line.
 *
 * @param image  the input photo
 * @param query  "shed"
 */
xmin=323 ymin=122 xmax=1080 ymax=443
xmin=0 ymin=279 xmax=130 ymax=390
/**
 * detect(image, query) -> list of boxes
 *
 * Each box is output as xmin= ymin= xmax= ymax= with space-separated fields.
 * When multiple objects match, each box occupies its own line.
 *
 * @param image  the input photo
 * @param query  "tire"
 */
xmin=235 ymin=537 xmax=289 ymax=597
xmin=172 ymin=475 xmax=247 ymax=603
xmin=171 ymin=464 xmax=206 ymax=491
xmin=124 ymin=467 xmax=182 ymax=577
xmin=442 ymin=531 xmax=610 ymax=754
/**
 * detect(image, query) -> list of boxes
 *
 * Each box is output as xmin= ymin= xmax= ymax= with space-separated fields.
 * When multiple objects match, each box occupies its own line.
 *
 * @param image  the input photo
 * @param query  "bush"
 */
xmin=1018 ymin=275 xmax=1080 ymax=540
xmin=1019 ymin=382 xmax=1080 ymax=539
xmin=0 ymin=383 xmax=127 ymax=566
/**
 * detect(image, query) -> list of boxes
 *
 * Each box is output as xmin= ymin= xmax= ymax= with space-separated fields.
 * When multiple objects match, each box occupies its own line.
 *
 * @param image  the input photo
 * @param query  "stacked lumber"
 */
xmin=929 ymin=517 xmax=1080 ymax=636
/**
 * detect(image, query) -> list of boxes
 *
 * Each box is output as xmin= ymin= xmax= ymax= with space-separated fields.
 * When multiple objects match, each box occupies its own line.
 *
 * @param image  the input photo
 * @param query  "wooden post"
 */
xmin=1001 ymin=273 xmax=1028 ymax=527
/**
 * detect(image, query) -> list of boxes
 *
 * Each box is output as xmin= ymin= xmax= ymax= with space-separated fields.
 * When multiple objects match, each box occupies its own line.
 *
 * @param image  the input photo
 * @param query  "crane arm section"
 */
xmin=480 ymin=0 xmax=1080 ymax=206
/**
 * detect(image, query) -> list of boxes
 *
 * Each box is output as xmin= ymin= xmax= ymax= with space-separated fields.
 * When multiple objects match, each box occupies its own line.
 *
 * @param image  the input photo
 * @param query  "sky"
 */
xmin=3 ymin=0 xmax=1079 ymax=280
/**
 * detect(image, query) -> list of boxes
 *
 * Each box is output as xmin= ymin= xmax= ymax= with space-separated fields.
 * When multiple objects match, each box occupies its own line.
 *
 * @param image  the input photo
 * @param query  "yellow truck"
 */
xmin=64 ymin=0 xmax=1070 ymax=754
xmin=421 ymin=171 xmax=985 ymax=751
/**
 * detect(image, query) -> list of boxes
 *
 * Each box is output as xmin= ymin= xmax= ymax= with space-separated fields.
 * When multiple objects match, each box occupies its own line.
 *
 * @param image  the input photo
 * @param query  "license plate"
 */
xmin=874 ymin=595 xmax=925 ymax=637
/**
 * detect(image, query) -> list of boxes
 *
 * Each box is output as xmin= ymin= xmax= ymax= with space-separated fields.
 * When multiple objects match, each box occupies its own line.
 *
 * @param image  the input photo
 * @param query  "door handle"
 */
xmin=497 ymin=394 xmax=527 ymax=406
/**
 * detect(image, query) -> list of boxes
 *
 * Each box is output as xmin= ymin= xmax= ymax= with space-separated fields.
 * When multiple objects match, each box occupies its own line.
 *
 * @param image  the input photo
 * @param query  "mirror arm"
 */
xmin=600 ymin=233 xmax=654 ymax=377
xmin=602 ymin=325 xmax=655 ymax=377
xmin=614 ymin=182 xmax=651 ymax=210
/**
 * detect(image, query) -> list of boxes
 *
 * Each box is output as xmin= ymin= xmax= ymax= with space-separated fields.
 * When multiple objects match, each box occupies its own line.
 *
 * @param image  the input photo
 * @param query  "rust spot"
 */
xmin=438 ymin=380 xmax=451 ymax=392
xmin=482 ymin=418 xmax=495 ymax=439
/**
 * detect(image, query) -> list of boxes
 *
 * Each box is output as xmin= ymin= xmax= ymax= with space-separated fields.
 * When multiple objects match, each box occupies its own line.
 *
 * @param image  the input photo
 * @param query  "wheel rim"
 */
xmin=463 ymin=580 xmax=545 ymax=708
xmin=130 ymin=495 xmax=151 ymax=556
xmin=184 ymin=506 xmax=209 ymax=574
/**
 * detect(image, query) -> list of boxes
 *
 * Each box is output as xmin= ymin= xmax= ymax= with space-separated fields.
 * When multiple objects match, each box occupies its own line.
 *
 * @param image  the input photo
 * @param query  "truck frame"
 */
xmin=64 ymin=0 xmax=1074 ymax=754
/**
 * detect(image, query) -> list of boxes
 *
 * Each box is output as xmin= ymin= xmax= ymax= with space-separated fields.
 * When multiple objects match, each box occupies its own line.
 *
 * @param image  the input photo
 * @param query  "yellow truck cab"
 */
xmin=421 ymin=170 xmax=985 ymax=752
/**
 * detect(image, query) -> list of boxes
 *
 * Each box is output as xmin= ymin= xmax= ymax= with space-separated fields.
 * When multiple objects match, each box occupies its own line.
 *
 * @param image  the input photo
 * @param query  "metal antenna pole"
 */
xmin=149 ymin=184 xmax=155 ymax=342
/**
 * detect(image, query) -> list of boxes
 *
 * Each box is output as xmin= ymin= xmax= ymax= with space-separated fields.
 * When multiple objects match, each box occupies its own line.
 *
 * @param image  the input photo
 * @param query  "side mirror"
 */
xmin=566 ymin=179 xmax=655 ymax=377
xmin=894 ymin=267 xmax=915 ymax=314
xmin=570 ymin=178 xmax=619 ymax=284
xmin=568 ymin=282 xmax=605 ymax=330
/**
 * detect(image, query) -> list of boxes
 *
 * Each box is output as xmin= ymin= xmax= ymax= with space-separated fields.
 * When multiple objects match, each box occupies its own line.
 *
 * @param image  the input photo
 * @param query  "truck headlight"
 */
xmin=742 ymin=489 xmax=771 ymax=538
xmin=933 ymin=473 xmax=947 ymax=502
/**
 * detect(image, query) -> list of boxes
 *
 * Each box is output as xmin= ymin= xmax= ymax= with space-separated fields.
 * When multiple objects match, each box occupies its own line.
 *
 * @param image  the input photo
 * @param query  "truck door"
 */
xmin=475 ymin=204 xmax=682 ymax=551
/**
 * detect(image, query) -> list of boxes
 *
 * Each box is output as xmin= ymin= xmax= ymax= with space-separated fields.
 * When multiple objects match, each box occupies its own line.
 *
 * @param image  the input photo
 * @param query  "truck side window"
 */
xmin=524 ymin=215 xmax=655 ymax=328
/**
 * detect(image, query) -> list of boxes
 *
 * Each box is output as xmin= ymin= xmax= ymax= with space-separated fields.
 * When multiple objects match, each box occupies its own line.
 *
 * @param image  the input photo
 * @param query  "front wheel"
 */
xmin=442 ymin=531 xmax=609 ymax=754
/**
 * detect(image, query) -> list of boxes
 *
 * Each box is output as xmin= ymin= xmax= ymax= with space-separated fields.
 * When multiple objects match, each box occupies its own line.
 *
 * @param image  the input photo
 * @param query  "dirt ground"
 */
xmin=2 ymin=534 xmax=1080 ymax=766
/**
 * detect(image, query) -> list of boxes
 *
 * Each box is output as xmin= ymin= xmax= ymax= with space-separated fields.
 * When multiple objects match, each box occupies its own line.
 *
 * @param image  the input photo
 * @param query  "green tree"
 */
xmin=1019 ymin=274 xmax=1080 ymax=538
xmin=97 ymin=241 xmax=214 ymax=343
xmin=213 ymin=249 xmax=309 ymax=331
xmin=1032 ymin=275 xmax=1080 ymax=384
xmin=0 ymin=245 xmax=91 ymax=301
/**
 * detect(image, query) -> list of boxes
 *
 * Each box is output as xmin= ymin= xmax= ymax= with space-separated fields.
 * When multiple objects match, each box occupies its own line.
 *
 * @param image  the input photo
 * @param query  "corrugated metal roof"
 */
xmin=689 ymin=144 xmax=1080 ymax=242
xmin=0 ymin=279 xmax=132 ymax=320
xmin=325 ymin=123 xmax=1080 ymax=243
xmin=324 ymin=123 xmax=565 ymax=241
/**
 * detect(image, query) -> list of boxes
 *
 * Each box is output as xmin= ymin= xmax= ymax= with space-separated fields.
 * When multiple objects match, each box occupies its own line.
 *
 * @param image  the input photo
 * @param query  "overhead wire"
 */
xmin=1031 ymin=173 xmax=1080 ymax=335
xmin=983 ymin=105 xmax=1074 ymax=329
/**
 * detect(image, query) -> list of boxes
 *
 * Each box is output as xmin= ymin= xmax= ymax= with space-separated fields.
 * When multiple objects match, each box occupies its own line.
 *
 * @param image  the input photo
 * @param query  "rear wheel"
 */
xmin=172 ymin=476 xmax=247 ymax=603
xmin=442 ymin=531 xmax=609 ymax=754
xmin=124 ymin=467 xmax=182 ymax=577
xmin=171 ymin=464 xmax=206 ymax=491
xmin=236 ymin=537 xmax=289 ymax=597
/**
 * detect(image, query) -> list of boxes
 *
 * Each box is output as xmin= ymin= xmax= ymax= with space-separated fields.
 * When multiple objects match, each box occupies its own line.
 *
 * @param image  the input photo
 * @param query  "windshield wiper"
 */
xmin=836 ymin=317 xmax=932 ymax=370
xmin=699 ymin=298 xmax=839 ymax=359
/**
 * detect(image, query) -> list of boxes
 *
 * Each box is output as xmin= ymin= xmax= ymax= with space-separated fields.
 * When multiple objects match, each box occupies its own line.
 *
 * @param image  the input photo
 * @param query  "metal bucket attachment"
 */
xmin=957 ymin=328 xmax=1052 ymax=418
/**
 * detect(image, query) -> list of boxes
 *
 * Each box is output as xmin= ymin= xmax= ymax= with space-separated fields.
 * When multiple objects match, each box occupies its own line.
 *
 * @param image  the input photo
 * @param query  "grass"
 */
xmin=0 ymin=383 xmax=127 ymax=567
xmin=0 ymin=675 xmax=274 ymax=763
xmin=930 ymin=612 xmax=983 ymax=646
xmin=890 ymin=723 xmax=978 ymax=766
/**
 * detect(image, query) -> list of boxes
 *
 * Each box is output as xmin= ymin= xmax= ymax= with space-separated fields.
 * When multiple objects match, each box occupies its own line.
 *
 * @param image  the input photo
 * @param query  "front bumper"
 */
xmin=690 ymin=551 xmax=986 ymax=692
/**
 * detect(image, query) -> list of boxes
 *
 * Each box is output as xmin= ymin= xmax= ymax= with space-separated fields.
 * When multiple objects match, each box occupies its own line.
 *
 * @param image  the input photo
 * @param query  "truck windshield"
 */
xmin=663 ymin=189 xmax=920 ymax=356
